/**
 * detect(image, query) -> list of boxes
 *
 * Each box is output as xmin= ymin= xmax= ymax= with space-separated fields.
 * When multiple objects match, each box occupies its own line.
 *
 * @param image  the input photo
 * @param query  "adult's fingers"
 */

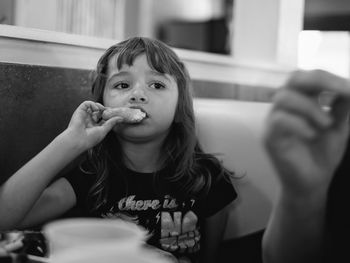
xmin=273 ymin=89 xmax=332 ymax=130
xmin=264 ymin=110 xmax=317 ymax=146
xmin=331 ymin=96 xmax=350 ymax=129
xmin=286 ymin=70 xmax=350 ymax=98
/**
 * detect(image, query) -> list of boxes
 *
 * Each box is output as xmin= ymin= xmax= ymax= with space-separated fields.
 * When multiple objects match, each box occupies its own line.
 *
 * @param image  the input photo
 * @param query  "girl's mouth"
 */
xmin=129 ymin=106 xmax=149 ymax=118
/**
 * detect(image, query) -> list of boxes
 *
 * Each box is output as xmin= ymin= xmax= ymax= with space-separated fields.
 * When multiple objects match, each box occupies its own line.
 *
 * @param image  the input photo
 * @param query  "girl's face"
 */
xmin=103 ymin=54 xmax=179 ymax=141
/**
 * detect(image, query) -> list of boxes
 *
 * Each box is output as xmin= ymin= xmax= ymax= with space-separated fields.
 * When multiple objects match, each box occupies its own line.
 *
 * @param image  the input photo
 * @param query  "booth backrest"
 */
xmin=194 ymin=99 xmax=277 ymax=239
xmin=0 ymin=63 xmax=92 ymax=183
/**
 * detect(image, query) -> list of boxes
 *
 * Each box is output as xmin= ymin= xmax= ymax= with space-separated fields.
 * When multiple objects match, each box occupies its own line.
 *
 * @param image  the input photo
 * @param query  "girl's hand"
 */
xmin=65 ymin=101 xmax=123 ymax=150
xmin=263 ymin=70 xmax=350 ymax=197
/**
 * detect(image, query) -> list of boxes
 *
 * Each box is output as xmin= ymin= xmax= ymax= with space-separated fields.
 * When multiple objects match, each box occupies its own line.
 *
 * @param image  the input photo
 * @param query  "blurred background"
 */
xmin=0 ymin=0 xmax=350 ymax=77
xmin=0 ymin=0 xmax=233 ymax=54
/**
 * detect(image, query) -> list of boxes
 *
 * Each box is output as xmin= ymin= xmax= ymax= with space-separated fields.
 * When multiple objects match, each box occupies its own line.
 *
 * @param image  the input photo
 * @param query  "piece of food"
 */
xmin=102 ymin=107 xmax=146 ymax=123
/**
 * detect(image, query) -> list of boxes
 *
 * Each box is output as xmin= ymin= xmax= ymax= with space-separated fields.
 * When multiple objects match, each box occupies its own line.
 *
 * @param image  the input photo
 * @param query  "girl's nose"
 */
xmin=129 ymin=86 xmax=148 ymax=104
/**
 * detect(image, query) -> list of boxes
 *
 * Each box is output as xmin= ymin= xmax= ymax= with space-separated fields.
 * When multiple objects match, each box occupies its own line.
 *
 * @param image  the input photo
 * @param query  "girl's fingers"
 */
xmin=100 ymin=116 xmax=124 ymax=133
xmin=90 ymin=102 xmax=106 ymax=116
xmin=76 ymin=101 xmax=105 ymax=123
xmin=79 ymin=101 xmax=96 ymax=110
xmin=89 ymin=102 xmax=105 ymax=115
xmin=91 ymin=111 xmax=102 ymax=123
xmin=94 ymin=102 xmax=106 ymax=111
xmin=273 ymin=89 xmax=332 ymax=130
xmin=78 ymin=101 xmax=105 ymax=113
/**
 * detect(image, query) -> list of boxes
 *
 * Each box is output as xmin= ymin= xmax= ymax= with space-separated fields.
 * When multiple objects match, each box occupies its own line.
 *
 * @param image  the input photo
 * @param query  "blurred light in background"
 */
xmin=298 ymin=30 xmax=350 ymax=78
xmin=151 ymin=0 xmax=225 ymax=22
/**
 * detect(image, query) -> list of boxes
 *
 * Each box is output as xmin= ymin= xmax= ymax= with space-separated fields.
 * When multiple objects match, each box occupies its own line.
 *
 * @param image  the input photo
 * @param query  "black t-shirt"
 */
xmin=64 ymin=160 xmax=237 ymax=262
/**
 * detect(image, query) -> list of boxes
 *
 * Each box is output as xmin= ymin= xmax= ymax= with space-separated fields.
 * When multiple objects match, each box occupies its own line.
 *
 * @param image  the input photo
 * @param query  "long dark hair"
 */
xmin=84 ymin=37 xmax=232 ymax=210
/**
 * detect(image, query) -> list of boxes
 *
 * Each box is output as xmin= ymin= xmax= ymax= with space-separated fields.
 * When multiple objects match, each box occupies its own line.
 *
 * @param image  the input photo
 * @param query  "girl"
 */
xmin=0 ymin=37 xmax=236 ymax=263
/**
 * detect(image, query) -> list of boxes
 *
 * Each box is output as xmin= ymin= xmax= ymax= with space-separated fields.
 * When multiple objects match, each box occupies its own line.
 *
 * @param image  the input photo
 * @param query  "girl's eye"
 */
xmin=150 ymin=82 xmax=165 ymax=90
xmin=114 ymin=82 xmax=129 ymax=89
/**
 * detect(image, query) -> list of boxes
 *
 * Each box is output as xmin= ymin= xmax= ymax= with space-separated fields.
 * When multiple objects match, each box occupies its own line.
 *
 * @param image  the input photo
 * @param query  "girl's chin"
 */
xmin=115 ymin=128 xmax=170 ymax=143
xmin=114 ymin=127 xmax=154 ymax=139
xmin=111 ymin=121 xmax=145 ymax=132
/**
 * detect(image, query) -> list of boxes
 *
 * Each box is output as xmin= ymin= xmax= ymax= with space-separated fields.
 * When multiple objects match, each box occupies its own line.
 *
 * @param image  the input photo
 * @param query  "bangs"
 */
xmin=110 ymin=37 xmax=184 ymax=80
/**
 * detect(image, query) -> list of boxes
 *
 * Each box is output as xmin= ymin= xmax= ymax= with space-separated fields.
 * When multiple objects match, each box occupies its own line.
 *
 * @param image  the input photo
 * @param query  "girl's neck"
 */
xmin=119 ymin=137 xmax=165 ymax=173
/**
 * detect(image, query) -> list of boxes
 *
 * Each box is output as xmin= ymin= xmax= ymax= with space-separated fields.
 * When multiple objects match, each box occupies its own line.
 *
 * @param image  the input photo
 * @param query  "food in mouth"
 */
xmin=102 ymin=107 xmax=147 ymax=123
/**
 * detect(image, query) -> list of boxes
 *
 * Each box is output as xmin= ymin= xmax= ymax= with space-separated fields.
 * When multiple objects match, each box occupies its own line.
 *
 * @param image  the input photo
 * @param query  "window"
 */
xmin=298 ymin=31 xmax=350 ymax=78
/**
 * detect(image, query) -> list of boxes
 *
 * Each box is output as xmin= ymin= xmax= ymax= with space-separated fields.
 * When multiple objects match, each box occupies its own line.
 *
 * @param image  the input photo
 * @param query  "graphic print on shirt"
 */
xmin=100 ymin=194 xmax=200 ymax=257
xmin=159 ymin=210 xmax=200 ymax=253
